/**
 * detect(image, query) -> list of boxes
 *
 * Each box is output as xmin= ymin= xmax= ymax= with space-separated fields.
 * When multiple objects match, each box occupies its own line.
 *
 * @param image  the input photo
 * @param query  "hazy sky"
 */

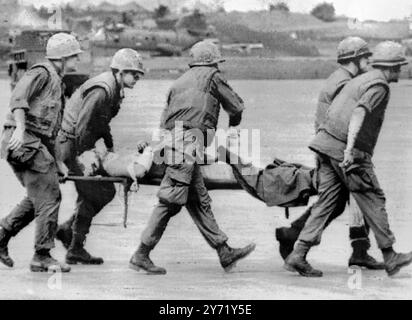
xmin=20 ymin=0 xmax=412 ymax=22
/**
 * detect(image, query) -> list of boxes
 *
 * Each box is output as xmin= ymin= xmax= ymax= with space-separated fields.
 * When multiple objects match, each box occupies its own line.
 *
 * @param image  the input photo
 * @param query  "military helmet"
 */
xmin=189 ymin=40 xmax=225 ymax=67
xmin=337 ymin=36 xmax=372 ymax=63
xmin=110 ymin=48 xmax=145 ymax=74
xmin=370 ymin=41 xmax=408 ymax=67
xmin=46 ymin=33 xmax=83 ymax=60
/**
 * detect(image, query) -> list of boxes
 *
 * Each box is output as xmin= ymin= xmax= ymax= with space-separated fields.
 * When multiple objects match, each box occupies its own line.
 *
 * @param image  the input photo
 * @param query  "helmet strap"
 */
xmin=354 ymin=58 xmax=362 ymax=74
xmin=49 ymin=59 xmax=65 ymax=77
xmin=119 ymin=70 xmax=125 ymax=99
xmin=112 ymin=69 xmax=125 ymax=99
xmin=61 ymin=58 xmax=66 ymax=77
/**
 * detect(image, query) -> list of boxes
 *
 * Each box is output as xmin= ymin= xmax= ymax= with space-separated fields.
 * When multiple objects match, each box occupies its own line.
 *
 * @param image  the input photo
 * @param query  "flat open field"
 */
xmin=1 ymin=78 xmax=412 ymax=300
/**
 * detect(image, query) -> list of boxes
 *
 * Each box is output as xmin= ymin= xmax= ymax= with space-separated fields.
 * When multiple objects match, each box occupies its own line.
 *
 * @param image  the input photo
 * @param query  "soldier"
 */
xmin=54 ymin=48 xmax=145 ymax=265
xmin=276 ymin=37 xmax=384 ymax=270
xmin=284 ymin=41 xmax=412 ymax=277
xmin=0 ymin=33 xmax=82 ymax=272
xmin=129 ymin=40 xmax=256 ymax=275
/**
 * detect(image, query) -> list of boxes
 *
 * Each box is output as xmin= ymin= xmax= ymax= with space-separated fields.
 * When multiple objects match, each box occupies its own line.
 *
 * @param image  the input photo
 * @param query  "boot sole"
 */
xmin=387 ymin=258 xmax=412 ymax=277
xmin=30 ymin=264 xmax=71 ymax=273
xmin=129 ymin=262 xmax=167 ymax=275
xmin=223 ymin=243 xmax=256 ymax=273
xmin=66 ymin=258 xmax=104 ymax=265
xmin=348 ymin=262 xmax=385 ymax=270
xmin=283 ymin=263 xmax=323 ymax=277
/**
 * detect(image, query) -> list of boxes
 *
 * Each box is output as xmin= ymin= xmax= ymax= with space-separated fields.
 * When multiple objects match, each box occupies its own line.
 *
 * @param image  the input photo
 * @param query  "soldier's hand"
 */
xmin=340 ymin=149 xmax=355 ymax=169
xmin=8 ymin=127 xmax=25 ymax=151
xmin=56 ymin=160 xmax=69 ymax=181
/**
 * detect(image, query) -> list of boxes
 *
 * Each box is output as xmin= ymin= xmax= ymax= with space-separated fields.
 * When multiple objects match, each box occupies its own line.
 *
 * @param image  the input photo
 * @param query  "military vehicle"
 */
xmin=91 ymin=10 xmax=218 ymax=57
xmin=92 ymin=24 xmax=217 ymax=56
xmin=8 ymin=29 xmax=90 ymax=97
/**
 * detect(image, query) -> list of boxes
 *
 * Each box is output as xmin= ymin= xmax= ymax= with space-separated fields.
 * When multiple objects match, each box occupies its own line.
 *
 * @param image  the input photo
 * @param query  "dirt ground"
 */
xmin=1 ymin=78 xmax=412 ymax=300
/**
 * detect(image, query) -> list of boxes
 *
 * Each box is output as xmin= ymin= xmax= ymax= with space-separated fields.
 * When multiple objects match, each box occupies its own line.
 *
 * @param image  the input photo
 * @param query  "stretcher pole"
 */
xmin=61 ymin=176 xmax=132 ymax=228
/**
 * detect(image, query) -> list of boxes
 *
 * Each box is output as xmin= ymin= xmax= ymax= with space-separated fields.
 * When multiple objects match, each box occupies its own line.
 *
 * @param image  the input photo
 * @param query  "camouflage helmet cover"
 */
xmin=46 ymin=33 xmax=83 ymax=59
xmin=189 ymin=40 xmax=225 ymax=67
xmin=337 ymin=36 xmax=372 ymax=63
xmin=370 ymin=41 xmax=408 ymax=67
xmin=110 ymin=48 xmax=145 ymax=74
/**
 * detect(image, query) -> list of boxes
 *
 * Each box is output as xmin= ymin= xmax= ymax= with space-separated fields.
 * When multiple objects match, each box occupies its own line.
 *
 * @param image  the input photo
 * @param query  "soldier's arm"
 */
xmin=10 ymin=67 xmax=49 ymax=113
xmin=8 ymin=68 xmax=49 ymax=150
xmin=159 ymin=90 xmax=172 ymax=129
xmin=213 ymin=72 xmax=245 ymax=127
xmin=76 ymin=88 xmax=110 ymax=151
xmin=345 ymin=108 xmax=366 ymax=155
xmin=344 ymin=85 xmax=388 ymax=158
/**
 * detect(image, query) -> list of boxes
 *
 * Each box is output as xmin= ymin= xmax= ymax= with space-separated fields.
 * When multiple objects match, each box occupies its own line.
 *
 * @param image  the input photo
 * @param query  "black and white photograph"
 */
xmin=1 ymin=0 xmax=412 ymax=304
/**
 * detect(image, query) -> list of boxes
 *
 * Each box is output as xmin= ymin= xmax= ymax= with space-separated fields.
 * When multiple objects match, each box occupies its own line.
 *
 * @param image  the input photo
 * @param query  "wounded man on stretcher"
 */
xmin=75 ymin=142 xmax=317 ymax=210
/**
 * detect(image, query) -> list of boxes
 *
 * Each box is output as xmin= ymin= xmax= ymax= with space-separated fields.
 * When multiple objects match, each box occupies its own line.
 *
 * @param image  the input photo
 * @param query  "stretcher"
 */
xmin=61 ymin=146 xmax=315 ymax=228
xmin=63 ymin=176 xmax=132 ymax=228
xmin=62 ymin=162 xmax=244 ymax=228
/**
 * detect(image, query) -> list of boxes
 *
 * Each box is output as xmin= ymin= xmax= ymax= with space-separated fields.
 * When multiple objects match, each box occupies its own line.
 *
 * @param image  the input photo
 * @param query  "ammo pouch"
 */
xmin=157 ymin=163 xmax=194 ymax=206
xmin=0 ymin=128 xmax=39 ymax=170
xmin=7 ymin=146 xmax=39 ymax=171
xmin=9 ymin=143 xmax=54 ymax=174
xmin=1 ymin=128 xmax=54 ymax=173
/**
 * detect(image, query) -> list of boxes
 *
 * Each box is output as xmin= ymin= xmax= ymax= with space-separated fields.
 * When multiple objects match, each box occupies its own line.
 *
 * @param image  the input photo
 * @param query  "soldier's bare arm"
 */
xmin=341 ymin=84 xmax=388 ymax=168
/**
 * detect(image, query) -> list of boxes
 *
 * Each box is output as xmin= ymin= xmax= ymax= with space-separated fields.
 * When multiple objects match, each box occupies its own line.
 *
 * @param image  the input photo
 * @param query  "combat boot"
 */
xmin=275 ymin=226 xmax=301 ymax=260
xmin=129 ymin=243 xmax=166 ymax=275
xmin=66 ymin=232 xmax=104 ymax=265
xmin=348 ymin=239 xmax=385 ymax=270
xmin=217 ymin=242 xmax=256 ymax=272
xmin=30 ymin=250 xmax=71 ymax=273
xmin=284 ymin=242 xmax=323 ymax=277
xmin=383 ymin=248 xmax=412 ymax=276
xmin=0 ymin=227 xmax=14 ymax=268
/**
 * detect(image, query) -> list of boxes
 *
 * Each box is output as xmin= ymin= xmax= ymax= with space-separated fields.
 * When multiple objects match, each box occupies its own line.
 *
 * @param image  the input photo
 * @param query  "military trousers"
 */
xmin=141 ymin=162 xmax=228 ymax=249
xmin=292 ymin=194 xmax=370 ymax=242
xmin=56 ymin=133 xmax=116 ymax=236
xmin=0 ymin=128 xmax=61 ymax=251
xmin=297 ymin=153 xmax=395 ymax=249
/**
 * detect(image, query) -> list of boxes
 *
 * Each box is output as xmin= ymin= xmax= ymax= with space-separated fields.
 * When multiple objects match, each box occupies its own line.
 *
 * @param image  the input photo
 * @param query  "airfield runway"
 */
xmin=1 ymin=78 xmax=412 ymax=300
